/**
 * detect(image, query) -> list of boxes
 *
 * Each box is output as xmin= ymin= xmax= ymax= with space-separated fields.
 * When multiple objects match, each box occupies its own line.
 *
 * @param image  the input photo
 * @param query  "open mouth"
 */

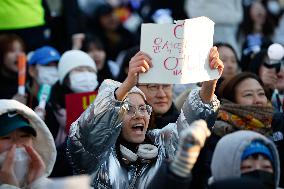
xmin=132 ymin=123 xmax=144 ymax=134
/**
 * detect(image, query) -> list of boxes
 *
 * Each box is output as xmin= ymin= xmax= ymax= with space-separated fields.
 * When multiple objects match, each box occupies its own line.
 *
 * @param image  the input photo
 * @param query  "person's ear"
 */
xmin=28 ymin=65 xmax=37 ymax=79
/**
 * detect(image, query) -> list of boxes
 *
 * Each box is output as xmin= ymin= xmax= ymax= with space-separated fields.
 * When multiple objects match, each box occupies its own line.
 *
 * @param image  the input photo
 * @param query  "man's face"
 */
xmin=138 ymin=84 xmax=173 ymax=115
xmin=121 ymin=93 xmax=151 ymax=144
xmin=0 ymin=129 xmax=33 ymax=153
xmin=241 ymin=154 xmax=273 ymax=174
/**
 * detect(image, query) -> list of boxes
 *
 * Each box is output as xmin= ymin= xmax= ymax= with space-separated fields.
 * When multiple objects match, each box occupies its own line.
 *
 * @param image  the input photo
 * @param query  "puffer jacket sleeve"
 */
xmin=67 ymin=79 xmax=125 ymax=174
xmin=176 ymin=88 xmax=219 ymax=134
xmin=0 ymin=184 xmax=20 ymax=189
xmin=149 ymin=88 xmax=219 ymax=160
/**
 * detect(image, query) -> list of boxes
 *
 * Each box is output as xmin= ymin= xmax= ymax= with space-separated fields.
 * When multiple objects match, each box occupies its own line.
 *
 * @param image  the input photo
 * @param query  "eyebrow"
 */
xmin=241 ymin=89 xmax=265 ymax=93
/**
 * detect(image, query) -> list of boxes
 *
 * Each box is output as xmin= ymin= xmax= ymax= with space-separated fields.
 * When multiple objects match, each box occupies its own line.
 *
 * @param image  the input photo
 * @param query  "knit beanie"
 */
xmin=241 ymin=141 xmax=273 ymax=163
xmin=58 ymin=50 xmax=97 ymax=84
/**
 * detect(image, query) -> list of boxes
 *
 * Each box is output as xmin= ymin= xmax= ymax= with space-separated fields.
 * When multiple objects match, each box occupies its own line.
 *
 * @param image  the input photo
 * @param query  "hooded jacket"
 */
xmin=67 ymin=79 xmax=219 ymax=189
xmin=0 ymin=99 xmax=57 ymax=189
xmin=211 ymin=130 xmax=280 ymax=188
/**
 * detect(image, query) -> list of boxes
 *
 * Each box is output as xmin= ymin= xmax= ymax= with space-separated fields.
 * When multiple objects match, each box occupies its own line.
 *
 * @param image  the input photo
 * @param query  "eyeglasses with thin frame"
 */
xmin=123 ymin=102 xmax=152 ymax=118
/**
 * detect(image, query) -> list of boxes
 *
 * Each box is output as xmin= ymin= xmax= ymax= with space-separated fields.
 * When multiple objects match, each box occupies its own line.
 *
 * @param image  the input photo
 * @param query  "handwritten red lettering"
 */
xmin=173 ymin=22 xmax=184 ymax=39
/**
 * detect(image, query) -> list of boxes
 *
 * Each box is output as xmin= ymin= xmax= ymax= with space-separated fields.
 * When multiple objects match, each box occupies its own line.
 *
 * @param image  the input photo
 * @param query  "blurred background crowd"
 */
xmin=0 ymin=0 xmax=284 ymax=188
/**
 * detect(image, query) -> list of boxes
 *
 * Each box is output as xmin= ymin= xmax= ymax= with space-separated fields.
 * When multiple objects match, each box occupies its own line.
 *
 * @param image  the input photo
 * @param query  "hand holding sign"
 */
xmin=116 ymin=51 xmax=152 ymax=101
xmin=200 ymin=46 xmax=224 ymax=103
xmin=209 ymin=47 xmax=224 ymax=75
xmin=139 ymin=17 xmax=220 ymax=84
xmin=127 ymin=51 xmax=152 ymax=87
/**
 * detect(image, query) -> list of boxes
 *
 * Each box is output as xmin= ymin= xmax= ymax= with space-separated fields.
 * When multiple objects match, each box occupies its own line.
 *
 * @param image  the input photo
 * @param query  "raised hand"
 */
xmin=126 ymin=51 xmax=152 ymax=87
xmin=0 ymin=145 xmax=19 ymax=187
xmin=25 ymin=145 xmax=45 ymax=185
xmin=170 ymin=120 xmax=211 ymax=177
xmin=116 ymin=51 xmax=152 ymax=101
xmin=200 ymin=46 xmax=224 ymax=103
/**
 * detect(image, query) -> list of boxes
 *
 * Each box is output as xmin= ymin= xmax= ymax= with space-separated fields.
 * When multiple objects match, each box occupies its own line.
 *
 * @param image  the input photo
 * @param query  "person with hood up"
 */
xmin=147 ymin=130 xmax=281 ymax=189
xmin=210 ymin=130 xmax=281 ymax=189
xmin=67 ymin=47 xmax=223 ymax=188
xmin=0 ymin=99 xmax=56 ymax=189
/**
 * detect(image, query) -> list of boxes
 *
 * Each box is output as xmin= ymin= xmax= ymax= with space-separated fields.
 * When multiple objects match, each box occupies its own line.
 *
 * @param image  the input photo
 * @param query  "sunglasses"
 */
xmin=263 ymin=61 xmax=282 ymax=73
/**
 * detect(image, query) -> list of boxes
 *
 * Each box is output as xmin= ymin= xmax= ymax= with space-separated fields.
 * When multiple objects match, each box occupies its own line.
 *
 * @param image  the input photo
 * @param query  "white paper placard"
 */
xmin=139 ymin=16 xmax=219 ymax=84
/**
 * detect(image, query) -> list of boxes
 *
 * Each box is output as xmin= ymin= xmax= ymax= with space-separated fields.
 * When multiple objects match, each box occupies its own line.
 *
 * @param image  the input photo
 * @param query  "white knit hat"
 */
xmin=58 ymin=50 xmax=97 ymax=84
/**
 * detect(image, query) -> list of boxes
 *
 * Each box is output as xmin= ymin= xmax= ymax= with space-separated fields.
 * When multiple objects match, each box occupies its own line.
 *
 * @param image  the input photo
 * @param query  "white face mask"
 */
xmin=0 ymin=147 xmax=30 ymax=187
xmin=36 ymin=65 xmax=59 ymax=86
xmin=69 ymin=71 xmax=98 ymax=93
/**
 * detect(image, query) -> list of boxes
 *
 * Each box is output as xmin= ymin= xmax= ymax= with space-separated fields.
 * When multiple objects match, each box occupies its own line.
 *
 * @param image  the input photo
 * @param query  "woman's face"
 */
xmin=87 ymin=43 xmax=106 ymax=71
xmin=235 ymin=78 xmax=268 ymax=106
xmin=218 ymin=46 xmax=239 ymax=79
xmin=250 ymin=1 xmax=267 ymax=26
xmin=3 ymin=40 xmax=24 ymax=73
xmin=121 ymin=93 xmax=150 ymax=144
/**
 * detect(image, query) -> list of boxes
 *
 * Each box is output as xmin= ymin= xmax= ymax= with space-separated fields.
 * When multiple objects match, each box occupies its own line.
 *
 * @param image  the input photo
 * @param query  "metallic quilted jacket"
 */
xmin=67 ymin=79 xmax=220 ymax=189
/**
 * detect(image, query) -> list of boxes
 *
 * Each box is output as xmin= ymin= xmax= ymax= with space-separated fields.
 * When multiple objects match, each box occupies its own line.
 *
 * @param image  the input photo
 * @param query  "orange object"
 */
xmin=17 ymin=53 xmax=26 ymax=95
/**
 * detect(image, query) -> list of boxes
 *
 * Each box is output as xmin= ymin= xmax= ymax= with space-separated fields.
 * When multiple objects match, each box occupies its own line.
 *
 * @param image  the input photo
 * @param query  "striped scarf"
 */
xmin=213 ymin=99 xmax=274 ymax=137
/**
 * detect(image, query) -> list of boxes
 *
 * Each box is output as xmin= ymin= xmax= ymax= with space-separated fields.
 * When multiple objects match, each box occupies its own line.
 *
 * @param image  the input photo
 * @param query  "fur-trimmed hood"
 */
xmin=0 ymin=99 xmax=56 ymax=178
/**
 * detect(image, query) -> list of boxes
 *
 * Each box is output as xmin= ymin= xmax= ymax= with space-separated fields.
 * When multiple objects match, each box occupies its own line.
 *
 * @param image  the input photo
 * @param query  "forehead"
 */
xmin=71 ymin=66 xmax=95 ymax=72
xmin=236 ymin=78 xmax=263 ymax=91
xmin=126 ymin=93 xmax=145 ymax=105
xmin=219 ymin=46 xmax=235 ymax=56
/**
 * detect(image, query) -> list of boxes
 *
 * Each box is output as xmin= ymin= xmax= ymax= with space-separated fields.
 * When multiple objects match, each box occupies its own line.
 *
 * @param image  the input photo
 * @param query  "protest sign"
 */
xmin=65 ymin=91 xmax=98 ymax=132
xmin=139 ymin=16 xmax=219 ymax=84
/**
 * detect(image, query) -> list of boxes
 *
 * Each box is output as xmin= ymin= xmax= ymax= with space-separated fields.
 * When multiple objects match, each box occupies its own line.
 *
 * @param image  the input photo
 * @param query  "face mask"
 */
xmin=69 ymin=71 xmax=98 ymax=93
xmin=242 ymin=170 xmax=275 ymax=189
xmin=36 ymin=65 xmax=59 ymax=85
xmin=0 ymin=147 xmax=30 ymax=187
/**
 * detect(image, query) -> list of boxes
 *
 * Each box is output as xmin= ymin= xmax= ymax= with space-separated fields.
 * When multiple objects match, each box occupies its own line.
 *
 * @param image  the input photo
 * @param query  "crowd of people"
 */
xmin=0 ymin=0 xmax=284 ymax=188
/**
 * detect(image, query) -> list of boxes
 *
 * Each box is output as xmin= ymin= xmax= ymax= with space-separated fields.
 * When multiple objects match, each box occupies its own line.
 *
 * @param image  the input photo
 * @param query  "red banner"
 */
xmin=65 ymin=91 xmax=98 ymax=133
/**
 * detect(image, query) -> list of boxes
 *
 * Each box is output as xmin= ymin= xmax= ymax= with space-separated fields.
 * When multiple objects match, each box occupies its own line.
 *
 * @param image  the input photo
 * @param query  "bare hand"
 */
xmin=0 ymin=145 xmax=19 ymax=187
xmin=25 ymin=145 xmax=45 ymax=185
xmin=116 ymin=51 xmax=152 ymax=100
xmin=126 ymin=51 xmax=153 ymax=87
xmin=200 ymin=46 xmax=224 ymax=103
xmin=208 ymin=46 xmax=224 ymax=75
xmin=72 ymin=33 xmax=85 ymax=50
xmin=260 ymin=67 xmax=277 ymax=89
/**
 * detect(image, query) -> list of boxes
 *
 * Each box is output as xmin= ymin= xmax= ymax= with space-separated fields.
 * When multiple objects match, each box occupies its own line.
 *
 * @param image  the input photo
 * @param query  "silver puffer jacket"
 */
xmin=67 ymin=79 xmax=219 ymax=189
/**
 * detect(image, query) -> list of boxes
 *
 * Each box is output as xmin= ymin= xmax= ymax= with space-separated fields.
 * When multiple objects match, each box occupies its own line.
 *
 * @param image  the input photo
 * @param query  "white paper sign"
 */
xmin=139 ymin=16 xmax=219 ymax=84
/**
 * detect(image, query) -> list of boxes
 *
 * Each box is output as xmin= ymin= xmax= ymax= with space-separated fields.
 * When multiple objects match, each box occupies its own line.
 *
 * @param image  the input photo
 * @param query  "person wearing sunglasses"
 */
xmin=248 ymin=49 xmax=281 ymax=98
xmin=67 ymin=47 xmax=223 ymax=188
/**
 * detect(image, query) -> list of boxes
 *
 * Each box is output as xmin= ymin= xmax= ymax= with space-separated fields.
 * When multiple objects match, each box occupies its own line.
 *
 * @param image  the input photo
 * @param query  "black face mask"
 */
xmin=241 ymin=170 xmax=276 ymax=189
